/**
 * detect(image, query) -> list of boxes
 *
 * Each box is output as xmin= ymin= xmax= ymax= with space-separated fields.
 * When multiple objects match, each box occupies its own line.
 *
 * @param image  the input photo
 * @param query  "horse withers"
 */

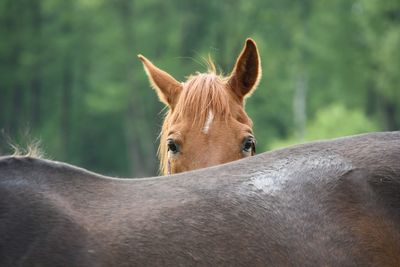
xmin=139 ymin=38 xmax=260 ymax=175
xmin=0 ymin=132 xmax=399 ymax=266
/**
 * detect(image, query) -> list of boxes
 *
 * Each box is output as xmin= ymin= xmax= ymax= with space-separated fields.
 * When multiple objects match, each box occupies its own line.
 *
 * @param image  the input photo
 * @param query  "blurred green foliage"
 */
xmin=270 ymin=103 xmax=379 ymax=149
xmin=0 ymin=0 xmax=399 ymax=176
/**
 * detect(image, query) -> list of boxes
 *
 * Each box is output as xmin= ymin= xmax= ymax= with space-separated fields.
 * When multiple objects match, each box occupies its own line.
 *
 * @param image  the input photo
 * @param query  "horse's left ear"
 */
xmin=228 ymin=38 xmax=261 ymax=101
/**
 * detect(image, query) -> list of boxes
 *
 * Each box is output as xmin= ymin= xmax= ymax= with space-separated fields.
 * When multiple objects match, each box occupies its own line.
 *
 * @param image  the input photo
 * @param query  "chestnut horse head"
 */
xmin=139 ymin=39 xmax=261 ymax=174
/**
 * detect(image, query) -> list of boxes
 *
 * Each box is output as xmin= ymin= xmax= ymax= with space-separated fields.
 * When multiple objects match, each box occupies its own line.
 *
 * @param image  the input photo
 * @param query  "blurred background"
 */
xmin=0 ymin=0 xmax=399 ymax=177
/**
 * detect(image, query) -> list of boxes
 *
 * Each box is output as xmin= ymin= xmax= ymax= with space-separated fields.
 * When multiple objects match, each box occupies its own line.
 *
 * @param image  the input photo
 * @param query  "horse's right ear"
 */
xmin=138 ymin=55 xmax=182 ymax=108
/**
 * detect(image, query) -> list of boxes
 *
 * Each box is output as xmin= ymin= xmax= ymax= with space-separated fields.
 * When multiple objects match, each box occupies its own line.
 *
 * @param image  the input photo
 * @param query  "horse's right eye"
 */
xmin=242 ymin=136 xmax=256 ymax=155
xmin=167 ymin=139 xmax=179 ymax=154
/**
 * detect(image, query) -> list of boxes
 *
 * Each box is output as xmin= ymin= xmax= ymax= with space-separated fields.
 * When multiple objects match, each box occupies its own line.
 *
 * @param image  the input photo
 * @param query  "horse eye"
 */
xmin=167 ymin=139 xmax=179 ymax=154
xmin=242 ymin=137 xmax=255 ymax=154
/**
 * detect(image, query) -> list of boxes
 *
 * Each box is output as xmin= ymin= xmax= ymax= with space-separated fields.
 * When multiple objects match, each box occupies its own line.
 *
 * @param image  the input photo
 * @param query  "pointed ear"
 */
xmin=138 ymin=55 xmax=182 ymax=108
xmin=228 ymin=38 xmax=261 ymax=100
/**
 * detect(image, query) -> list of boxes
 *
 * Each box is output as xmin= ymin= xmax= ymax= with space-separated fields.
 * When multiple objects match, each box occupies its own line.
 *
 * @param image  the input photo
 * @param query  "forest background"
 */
xmin=0 ymin=0 xmax=399 ymax=177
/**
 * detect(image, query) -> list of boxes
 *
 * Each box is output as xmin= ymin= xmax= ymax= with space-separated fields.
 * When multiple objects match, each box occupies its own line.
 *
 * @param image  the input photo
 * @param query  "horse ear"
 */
xmin=228 ymin=38 xmax=261 ymax=101
xmin=138 ymin=55 xmax=182 ymax=108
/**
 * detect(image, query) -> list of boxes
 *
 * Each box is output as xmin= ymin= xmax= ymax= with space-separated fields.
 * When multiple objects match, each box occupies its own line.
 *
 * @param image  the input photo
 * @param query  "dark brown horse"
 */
xmin=1 ymin=132 xmax=400 ymax=266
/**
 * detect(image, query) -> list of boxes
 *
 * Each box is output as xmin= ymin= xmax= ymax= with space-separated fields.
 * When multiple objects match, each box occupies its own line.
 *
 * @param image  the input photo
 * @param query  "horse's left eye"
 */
xmin=242 ymin=137 xmax=255 ymax=154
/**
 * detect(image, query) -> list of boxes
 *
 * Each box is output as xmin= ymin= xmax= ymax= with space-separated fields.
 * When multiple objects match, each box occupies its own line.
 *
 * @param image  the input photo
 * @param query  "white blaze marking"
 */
xmin=202 ymin=110 xmax=214 ymax=134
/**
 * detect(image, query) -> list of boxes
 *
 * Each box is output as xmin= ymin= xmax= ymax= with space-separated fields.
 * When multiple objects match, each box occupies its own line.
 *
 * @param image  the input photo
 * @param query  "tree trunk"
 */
xmin=115 ymin=0 xmax=158 ymax=176
xmin=293 ymin=71 xmax=308 ymax=140
xmin=60 ymin=55 xmax=73 ymax=159
xmin=30 ymin=0 xmax=43 ymax=128
xmin=382 ymin=98 xmax=398 ymax=130
xmin=11 ymin=84 xmax=22 ymax=135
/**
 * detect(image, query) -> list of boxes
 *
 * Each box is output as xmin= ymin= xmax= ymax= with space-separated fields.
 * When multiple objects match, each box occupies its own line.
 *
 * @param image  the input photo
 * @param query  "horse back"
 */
xmin=0 ymin=132 xmax=400 ymax=266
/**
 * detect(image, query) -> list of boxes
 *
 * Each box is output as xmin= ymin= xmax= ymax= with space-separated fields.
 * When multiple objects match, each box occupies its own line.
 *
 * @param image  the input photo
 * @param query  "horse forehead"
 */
xmin=170 ymin=114 xmax=251 ymax=139
xmin=201 ymin=110 xmax=243 ymax=135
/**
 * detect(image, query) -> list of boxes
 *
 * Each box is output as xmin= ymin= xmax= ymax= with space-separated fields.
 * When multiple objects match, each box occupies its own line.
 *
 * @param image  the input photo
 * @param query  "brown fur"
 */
xmin=1 ymin=132 xmax=400 ymax=266
xmin=140 ymin=38 xmax=261 ymax=175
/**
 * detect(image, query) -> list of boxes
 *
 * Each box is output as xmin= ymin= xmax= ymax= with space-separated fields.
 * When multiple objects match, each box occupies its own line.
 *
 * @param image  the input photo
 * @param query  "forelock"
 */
xmin=171 ymin=73 xmax=231 ymax=127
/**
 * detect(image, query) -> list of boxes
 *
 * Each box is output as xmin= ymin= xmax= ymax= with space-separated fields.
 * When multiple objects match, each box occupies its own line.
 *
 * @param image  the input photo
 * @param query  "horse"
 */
xmin=138 ymin=38 xmax=261 ymax=175
xmin=1 ymin=131 xmax=399 ymax=266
